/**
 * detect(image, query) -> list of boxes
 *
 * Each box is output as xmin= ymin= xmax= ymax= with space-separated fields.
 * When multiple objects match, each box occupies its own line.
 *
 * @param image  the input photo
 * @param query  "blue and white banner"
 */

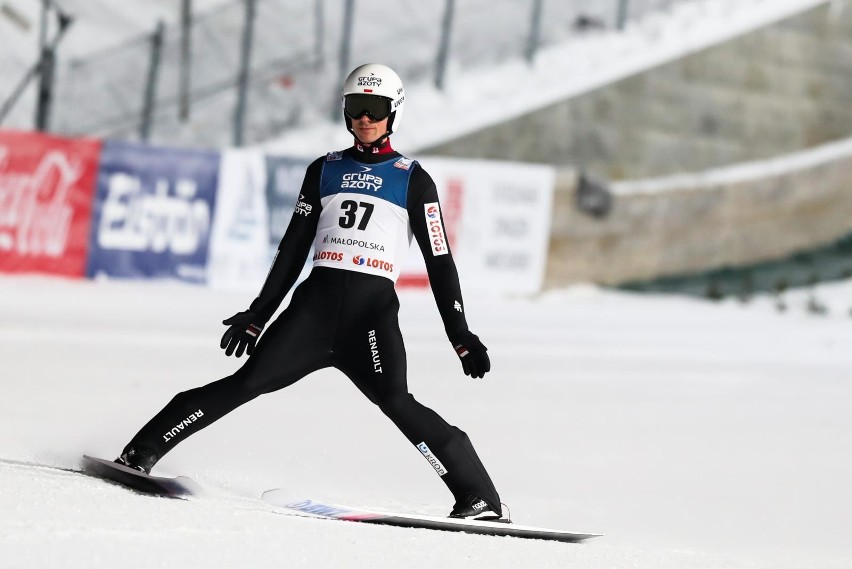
xmin=264 ymin=155 xmax=312 ymax=248
xmin=205 ymin=152 xmax=312 ymax=292
xmin=207 ymin=149 xmax=271 ymax=291
xmin=264 ymin=154 xmax=314 ymax=288
xmin=86 ymin=140 xmax=220 ymax=283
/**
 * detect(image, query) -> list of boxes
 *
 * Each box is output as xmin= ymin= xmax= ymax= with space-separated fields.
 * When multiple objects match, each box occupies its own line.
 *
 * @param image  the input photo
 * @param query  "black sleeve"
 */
xmin=248 ymin=156 xmax=324 ymax=323
xmin=407 ymin=164 xmax=469 ymax=339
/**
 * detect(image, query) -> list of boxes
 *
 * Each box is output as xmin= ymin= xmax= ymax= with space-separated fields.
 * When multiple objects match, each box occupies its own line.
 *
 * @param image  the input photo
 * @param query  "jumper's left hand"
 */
xmin=449 ymin=330 xmax=490 ymax=379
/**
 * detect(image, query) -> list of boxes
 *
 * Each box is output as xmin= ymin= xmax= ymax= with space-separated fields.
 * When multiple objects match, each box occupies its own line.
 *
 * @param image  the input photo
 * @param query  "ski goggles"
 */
xmin=344 ymin=94 xmax=392 ymax=121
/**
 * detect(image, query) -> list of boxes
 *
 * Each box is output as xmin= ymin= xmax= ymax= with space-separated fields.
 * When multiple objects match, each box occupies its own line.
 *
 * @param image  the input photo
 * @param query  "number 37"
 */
xmin=339 ymin=200 xmax=374 ymax=230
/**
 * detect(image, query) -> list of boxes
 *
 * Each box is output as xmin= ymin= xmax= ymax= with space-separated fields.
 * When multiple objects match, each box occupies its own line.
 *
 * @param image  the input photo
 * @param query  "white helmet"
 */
xmin=342 ymin=63 xmax=405 ymax=138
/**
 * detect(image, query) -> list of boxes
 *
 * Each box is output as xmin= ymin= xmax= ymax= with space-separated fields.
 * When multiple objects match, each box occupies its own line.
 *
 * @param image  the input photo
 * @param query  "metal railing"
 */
xmin=39 ymin=0 xmax=690 ymax=147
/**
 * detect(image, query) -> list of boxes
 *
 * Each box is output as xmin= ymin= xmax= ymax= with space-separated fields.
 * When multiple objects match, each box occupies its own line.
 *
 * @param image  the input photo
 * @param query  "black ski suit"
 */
xmin=122 ymin=143 xmax=501 ymax=513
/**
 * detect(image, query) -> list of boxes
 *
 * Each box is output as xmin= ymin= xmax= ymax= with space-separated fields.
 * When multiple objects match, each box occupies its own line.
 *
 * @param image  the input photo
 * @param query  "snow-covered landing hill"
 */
xmin=1 ymin=276 xmax=850 ymax=568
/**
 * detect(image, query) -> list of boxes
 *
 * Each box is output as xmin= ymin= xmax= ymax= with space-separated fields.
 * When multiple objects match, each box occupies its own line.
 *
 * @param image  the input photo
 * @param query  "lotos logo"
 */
xmin=424 ymin=202 xmax=448 ymax=256
xmin=353 ymin=255 xmax=393 ymax=272
xmin=313 ymin=250 xmax=343 ymax=262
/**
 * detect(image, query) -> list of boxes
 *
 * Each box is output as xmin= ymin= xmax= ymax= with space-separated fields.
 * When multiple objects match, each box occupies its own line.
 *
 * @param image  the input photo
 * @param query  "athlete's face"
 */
xmin=352 ymin=115 xmax=389 ymax=145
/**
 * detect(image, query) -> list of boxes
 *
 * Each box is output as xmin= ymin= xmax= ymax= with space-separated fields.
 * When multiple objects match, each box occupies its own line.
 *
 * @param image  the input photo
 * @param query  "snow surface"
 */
xmin=2 ymin=275 xmax=851 ymax=568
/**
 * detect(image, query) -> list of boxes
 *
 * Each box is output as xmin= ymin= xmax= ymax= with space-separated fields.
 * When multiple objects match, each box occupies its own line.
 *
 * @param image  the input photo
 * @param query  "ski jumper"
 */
xmin=122 ymin=144 xmax=501 ymax=512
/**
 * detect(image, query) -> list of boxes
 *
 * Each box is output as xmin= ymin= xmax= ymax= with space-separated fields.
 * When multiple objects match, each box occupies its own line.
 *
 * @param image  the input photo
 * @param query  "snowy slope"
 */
xmin=3 ymin=0 xmax=830 ymax=150
xmin=265 ymin=0 xmax=832 ymax=156
xmin=2 ymin=275 xmax=851 ymax=568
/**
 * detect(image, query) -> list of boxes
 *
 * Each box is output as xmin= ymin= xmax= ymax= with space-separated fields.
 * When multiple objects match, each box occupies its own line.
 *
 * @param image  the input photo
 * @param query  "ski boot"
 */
xmin=449 ymin=495 xmax=511 ymax=523
xmin=114 ymin=445 xmax=158 ymax=474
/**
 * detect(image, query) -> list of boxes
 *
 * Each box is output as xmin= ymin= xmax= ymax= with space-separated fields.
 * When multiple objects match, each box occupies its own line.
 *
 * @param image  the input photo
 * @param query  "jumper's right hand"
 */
xmin=220 ymin=311 xmax=264 ymax=357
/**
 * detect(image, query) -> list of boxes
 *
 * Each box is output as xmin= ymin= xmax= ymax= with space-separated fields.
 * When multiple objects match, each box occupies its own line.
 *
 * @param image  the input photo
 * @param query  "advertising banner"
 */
xmin=1 ymin=129 xmax=554 ymax=296
xmin=0 ymin=130 xmax=101 ymax=277
xmin=263 ymin=154 xmax=314 ymax=288
xmin=206 ymin=152 xmax=312 ymax=292
xmin=403 ymin=157 xmax=555 ymax=295
xmin=86 ymin=140 xmax=219 ymax=283
xmin=264 ymin=155 xmax=312 ymax=248
xmin=207 ymin=149 xmax=271 ymax=291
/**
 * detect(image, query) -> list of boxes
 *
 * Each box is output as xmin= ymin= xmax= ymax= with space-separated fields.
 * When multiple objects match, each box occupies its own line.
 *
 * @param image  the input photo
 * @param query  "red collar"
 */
xmin=355 ymin=138 xmax=394 ymax=155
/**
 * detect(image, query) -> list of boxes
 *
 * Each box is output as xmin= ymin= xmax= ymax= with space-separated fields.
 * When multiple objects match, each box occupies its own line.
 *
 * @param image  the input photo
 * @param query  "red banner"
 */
xmin=0 ymin=130 xmax=101 ymax=277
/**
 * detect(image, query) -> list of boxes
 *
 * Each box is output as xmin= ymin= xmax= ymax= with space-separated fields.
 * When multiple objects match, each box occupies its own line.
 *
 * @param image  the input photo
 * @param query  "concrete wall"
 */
xmin=545 ymin=139 xmax=852 ymax=287
xmin=417 ymin=3 xmax=852 ymax=288
xmin=423 ymin=3 xmax=852 ymax=180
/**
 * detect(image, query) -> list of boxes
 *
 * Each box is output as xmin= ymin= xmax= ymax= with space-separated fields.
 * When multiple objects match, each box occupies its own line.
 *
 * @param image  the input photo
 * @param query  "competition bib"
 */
xmin=312 ymin=152 xmax=416 ymax=282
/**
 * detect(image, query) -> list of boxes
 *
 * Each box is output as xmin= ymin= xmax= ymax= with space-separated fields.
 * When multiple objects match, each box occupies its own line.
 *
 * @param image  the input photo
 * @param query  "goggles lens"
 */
xmin=344 ymin=94 xmax=392 ymax=121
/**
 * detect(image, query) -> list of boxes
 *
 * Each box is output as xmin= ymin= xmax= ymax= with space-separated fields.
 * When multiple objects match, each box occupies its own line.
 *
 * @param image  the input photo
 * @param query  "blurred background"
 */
xmin=2 ymin=0 xmax=852 ymax=307
xmin=3 ymin=5 xmax=852 ymax=566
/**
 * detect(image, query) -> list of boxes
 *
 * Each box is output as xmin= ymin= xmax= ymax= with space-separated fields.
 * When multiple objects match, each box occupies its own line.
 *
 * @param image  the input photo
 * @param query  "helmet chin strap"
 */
xmin=351 ymin=131 xmax=390 ymax=148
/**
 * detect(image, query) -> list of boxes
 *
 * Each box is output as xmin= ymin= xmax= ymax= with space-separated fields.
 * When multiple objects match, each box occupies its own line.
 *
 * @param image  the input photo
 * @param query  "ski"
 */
xmin=262 ymin=490 xmax=602 ymax=543
xmin=81 ymin=455 xmax=200 ymax=498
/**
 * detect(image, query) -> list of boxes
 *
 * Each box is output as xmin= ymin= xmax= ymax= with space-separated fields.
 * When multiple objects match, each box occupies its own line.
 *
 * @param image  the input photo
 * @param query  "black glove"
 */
xmin=449 ymin=330 xmax=490 ymax=379
xmin=220 ymin=311 xmax=264 ymax=357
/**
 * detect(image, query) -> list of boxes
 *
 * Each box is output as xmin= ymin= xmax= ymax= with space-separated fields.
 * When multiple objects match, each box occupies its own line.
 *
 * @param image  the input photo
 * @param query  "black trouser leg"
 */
xmin=123 ymin=284 xmax=332 ymax=464
xmin=378 ymin=392 xmax=502 ymax=511
xmin=336 ymin=292 xmax=501 ymax=512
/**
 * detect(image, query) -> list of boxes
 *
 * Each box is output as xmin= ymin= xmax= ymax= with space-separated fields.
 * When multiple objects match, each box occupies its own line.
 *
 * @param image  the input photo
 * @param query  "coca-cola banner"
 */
xmin=86 ymin=140 xmax=220 ymax=284
xmin=0 ymin=130 xmax=101 ymax=277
